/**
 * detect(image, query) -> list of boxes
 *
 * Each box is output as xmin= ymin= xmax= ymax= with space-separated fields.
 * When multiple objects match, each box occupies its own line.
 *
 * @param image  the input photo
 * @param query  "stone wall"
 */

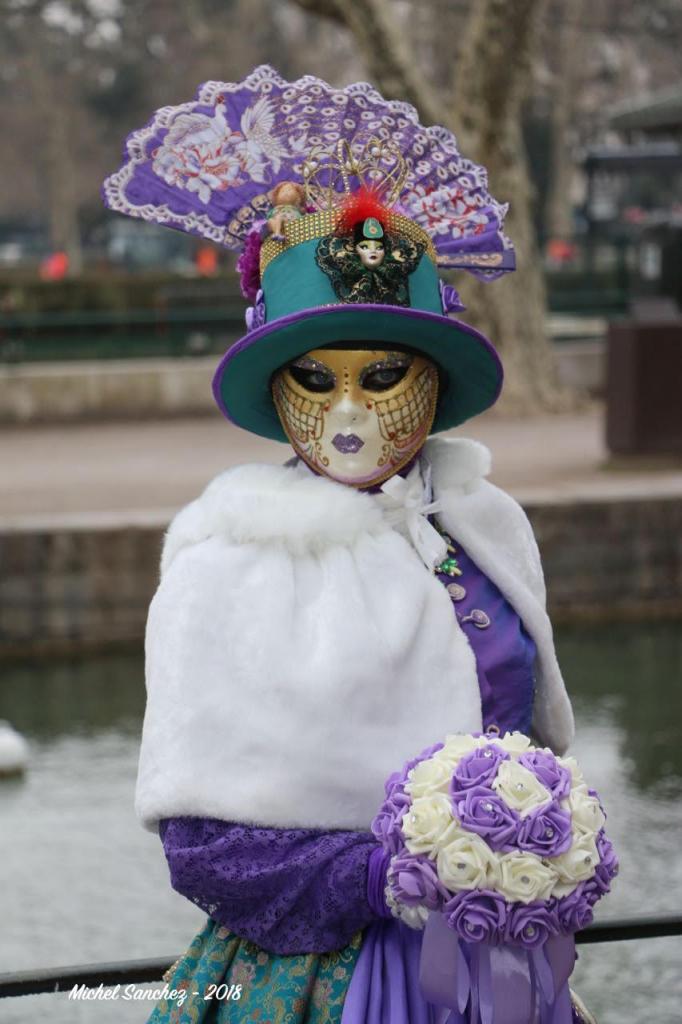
xmin=1 ymin=496 xmax=681 ymax=658
xmin=0 ymin=358 xmax=218 ymax=424
xmin=0 ymin=521 xmax=163 ymax=657
xmin=0 ymin=344 xmax=604 ymax=425
xmin=527 ymin=496 xmax=682 ymax=622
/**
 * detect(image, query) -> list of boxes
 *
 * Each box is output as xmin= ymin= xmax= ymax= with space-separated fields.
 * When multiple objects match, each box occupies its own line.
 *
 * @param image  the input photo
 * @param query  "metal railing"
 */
xmin=1 ymin=914 xmax=680 ymax=1000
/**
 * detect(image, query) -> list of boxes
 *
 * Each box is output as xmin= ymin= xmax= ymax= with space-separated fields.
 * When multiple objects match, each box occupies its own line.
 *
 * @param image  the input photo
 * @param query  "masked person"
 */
xmin=104 ymin=67 xmax=592 ymax=1023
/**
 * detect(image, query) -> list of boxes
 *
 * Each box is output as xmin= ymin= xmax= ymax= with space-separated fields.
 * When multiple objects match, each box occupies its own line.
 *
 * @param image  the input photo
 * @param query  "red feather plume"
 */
xmin=335 ymin=186 xmax=392 ymax=236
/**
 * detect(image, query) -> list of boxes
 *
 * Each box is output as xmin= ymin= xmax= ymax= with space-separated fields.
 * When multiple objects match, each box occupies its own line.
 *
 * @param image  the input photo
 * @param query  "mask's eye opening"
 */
xmin=289 ymin=363 xmax=336 ymax=393
xmin=361 ymin=366 xmax=410 ymax=391
xmin=360 ymin=355 xmax=413 ymax=392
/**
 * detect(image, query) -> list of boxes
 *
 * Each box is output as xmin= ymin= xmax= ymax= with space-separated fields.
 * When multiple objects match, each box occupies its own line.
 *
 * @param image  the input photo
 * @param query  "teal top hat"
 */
xmin=101 ymin=65 xmax=516 ymax=441
xmin=212 ymin=196 xmax=505 ymax=442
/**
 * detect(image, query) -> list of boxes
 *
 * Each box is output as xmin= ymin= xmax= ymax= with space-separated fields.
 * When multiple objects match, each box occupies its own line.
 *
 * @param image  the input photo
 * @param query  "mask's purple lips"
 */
xmin=332 ymin=433 xmax=365 ymax=454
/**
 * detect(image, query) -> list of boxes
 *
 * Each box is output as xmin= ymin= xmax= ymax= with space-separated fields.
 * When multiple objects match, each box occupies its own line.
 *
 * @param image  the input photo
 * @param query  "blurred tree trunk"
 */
xmin=290 ymin=0 xmax=567 ymax=412
xmin=543 ymin=0 xmax=586 ymax=242
xmin=25 ymin=32 xmax=83 ymax=273
xmin=452 ymin=0 xmax=565 ymax=412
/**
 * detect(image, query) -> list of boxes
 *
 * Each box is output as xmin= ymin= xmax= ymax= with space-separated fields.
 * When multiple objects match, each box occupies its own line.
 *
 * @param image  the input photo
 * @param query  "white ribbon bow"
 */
xmin=376 ymin=460 xmax=448 ymax=571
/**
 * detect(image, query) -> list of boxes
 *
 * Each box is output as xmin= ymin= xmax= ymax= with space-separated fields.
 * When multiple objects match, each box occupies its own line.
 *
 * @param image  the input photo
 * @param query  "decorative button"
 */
xmin=436 ymin=556 xmax=462 ymax=577
xmin=446 ymin=582 xmax=466 ymax=601
xmin=460 ymin=609 xmax=491 ymax=629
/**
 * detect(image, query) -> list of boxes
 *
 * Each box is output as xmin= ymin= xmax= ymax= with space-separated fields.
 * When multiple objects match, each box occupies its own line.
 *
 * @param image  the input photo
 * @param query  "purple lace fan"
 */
xmin=103 ymin=64 xmax=514 ymax=281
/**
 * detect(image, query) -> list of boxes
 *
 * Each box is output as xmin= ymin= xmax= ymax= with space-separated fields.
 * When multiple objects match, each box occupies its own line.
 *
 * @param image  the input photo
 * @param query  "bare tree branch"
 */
xmin=288 ymin=0 xmax=443 ymax=125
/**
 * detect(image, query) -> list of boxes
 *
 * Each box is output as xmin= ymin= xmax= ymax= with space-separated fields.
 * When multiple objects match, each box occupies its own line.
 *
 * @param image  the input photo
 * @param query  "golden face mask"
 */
xmin=271 ymin=348 xmax=439 ymax=488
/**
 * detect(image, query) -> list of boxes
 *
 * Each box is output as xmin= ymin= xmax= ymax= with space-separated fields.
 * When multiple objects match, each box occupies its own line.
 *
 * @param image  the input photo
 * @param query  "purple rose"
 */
xmin=518 ymin=750 xmax=571 ymax=799
xmin=383 ymin=770 xmax=406 ymax=798
xmin=455 ymin=785 xmax=520 ymax=850
xmin=556 ymin=883 xmax=594 ymax=932
xmin=592 ymin=831 xmax=619 ymax=895
xmin=439 ymin=279 xmax=465 ymax=314
xmin=517 ymin=802 xmax=572 ymax=857
xmin=244 ymin=289 xmax=266 ymax=331
xmin=444 ymin=889 xmax=507 ymax=945
xmin=390 ymin=853 xmax=448 ymax=910
xmin=506 ymin=900 xmax=560 ymax=949
xmin=371 ymin=806 xmax=404 ymax=856
xmin=450 ymin=743 xmax=509 ymax=794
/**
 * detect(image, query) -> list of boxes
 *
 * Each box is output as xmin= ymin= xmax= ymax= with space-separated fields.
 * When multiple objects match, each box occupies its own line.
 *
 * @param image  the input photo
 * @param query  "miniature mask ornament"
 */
xmin=316 ymin=201 xmax=425 ymax=306
xmin=272 ymin=348 xmax=439 ymax=488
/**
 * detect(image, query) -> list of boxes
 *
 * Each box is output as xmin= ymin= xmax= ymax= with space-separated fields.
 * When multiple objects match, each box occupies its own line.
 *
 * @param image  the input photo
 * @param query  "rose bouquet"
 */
xmin=372 ymin=732 xmax=618 ymax=1022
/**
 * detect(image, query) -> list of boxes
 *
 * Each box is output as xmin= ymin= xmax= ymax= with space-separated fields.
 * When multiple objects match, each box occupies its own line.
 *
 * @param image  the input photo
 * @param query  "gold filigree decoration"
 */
xmin=375 ymin=366 xmax=438 ymax=444
xmin=272 ymin=374 xmax=326 ymax=444
xmin=303 ymin=137 xmax=408 ymax=213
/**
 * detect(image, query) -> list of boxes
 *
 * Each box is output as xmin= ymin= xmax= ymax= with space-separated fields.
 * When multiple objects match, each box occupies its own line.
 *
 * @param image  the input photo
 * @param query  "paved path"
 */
xmin=2 ymin=405 xmax=682 ymax=527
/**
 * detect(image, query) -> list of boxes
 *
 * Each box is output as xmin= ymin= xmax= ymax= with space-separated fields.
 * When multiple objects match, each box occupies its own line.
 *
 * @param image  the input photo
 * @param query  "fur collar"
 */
xmin=162 ymin=437 xmax=491 ymax=574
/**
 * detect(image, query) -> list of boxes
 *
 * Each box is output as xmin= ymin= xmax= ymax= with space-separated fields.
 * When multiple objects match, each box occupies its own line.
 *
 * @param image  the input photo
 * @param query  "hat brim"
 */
xmin=212 ymin=304 xmax=503 ymax=442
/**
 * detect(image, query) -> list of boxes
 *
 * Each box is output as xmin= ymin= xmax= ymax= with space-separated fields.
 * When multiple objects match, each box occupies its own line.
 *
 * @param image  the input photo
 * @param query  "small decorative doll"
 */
xmin=266 ymin=180 xmax=307 ymax=240
xmin=103 ymin=66 xmax=610 ymax=1024
xmin=316 ymin=194 xmax=425 ymax=306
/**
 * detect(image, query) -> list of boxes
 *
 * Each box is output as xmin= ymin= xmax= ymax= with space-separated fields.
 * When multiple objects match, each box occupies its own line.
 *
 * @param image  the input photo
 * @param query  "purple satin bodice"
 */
xmin=160 ymin=533 xmax=537 ymax=953
xmin=434 ymin=535 xmax=536 ymax=736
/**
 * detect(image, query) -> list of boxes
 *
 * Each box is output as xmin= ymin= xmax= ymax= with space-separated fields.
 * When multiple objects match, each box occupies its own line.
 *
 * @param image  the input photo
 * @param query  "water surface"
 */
xmin=1 ymin=625 xmax=681 ymax=1022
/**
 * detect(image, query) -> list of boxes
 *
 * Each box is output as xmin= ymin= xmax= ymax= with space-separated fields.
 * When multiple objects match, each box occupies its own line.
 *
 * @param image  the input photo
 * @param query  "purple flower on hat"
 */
xmin=517 ymin=802 xmax=572 ymax=857
xmin=454 ymin=785 xmax=520 ymax=851
xmin=556 ymin=884 xmax=595 ymax=933
xmin=518 ymin=750 xmax=571 ymax=799
xmin=506 ymin=900 xmax=560 ymax=948
xmin=245 ymin=289 xmax=266 ymax=332
xmin=450 ymin=743 xmax=509 ymax=795
xmin=390 ymin=853 xmax=448 ymax=910
xmin=439 ymin=279 xmax=465 ymax=314
xmin=237 ymin=228 xmax=263 ymax=300
xmin=444 ymin=888 xmax=507 ymax=945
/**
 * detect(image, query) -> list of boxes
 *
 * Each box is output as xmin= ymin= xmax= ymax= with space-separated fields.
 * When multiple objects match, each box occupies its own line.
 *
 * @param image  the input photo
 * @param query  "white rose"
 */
xmin=492 ymin=760 xmax=552 ymax=817
xmin=551 ymin=833 xmax=600 ymax=885
xmin=406 ymin=757 xmax=454 ymax=798
xmin=557 ymin=756 xmax=585 ymax=787
xmin=497 ymin=852 xmax=558 ymax=904
xmin=385 ymin=884 xmax=429 ymax=930
xmin=432 ymin=734 xmax=483 ymax=765
xmin=402 ymin=794 xmax=458 ymax=855
xmin=496 ymin=732 xmax=533 ymax=755
xmin=436 ymin=833 xmax=499 ymax=892
xmin=568 ymin=789 xmax=605 ymax=837
xmin=551 ymin=879 xmax=581 ymax=900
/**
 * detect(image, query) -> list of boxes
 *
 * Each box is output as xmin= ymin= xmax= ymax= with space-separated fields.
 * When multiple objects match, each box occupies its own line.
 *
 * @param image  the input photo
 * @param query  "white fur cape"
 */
xmin=137 ymin=437 xmax=574 ymax=832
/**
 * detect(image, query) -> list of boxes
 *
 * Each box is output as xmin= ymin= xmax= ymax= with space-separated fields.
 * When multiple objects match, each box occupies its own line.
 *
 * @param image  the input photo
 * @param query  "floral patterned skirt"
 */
xmin=147 ymin=917 xmax=362 ymax=1024
xmin=148 ymin=916 xmax=597 ymax=1024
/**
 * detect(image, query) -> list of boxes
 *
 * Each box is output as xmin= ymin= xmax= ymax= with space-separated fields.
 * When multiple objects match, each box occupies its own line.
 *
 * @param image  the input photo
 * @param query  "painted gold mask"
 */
xmin=272 ymin=348 xmax=439 ymax=488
